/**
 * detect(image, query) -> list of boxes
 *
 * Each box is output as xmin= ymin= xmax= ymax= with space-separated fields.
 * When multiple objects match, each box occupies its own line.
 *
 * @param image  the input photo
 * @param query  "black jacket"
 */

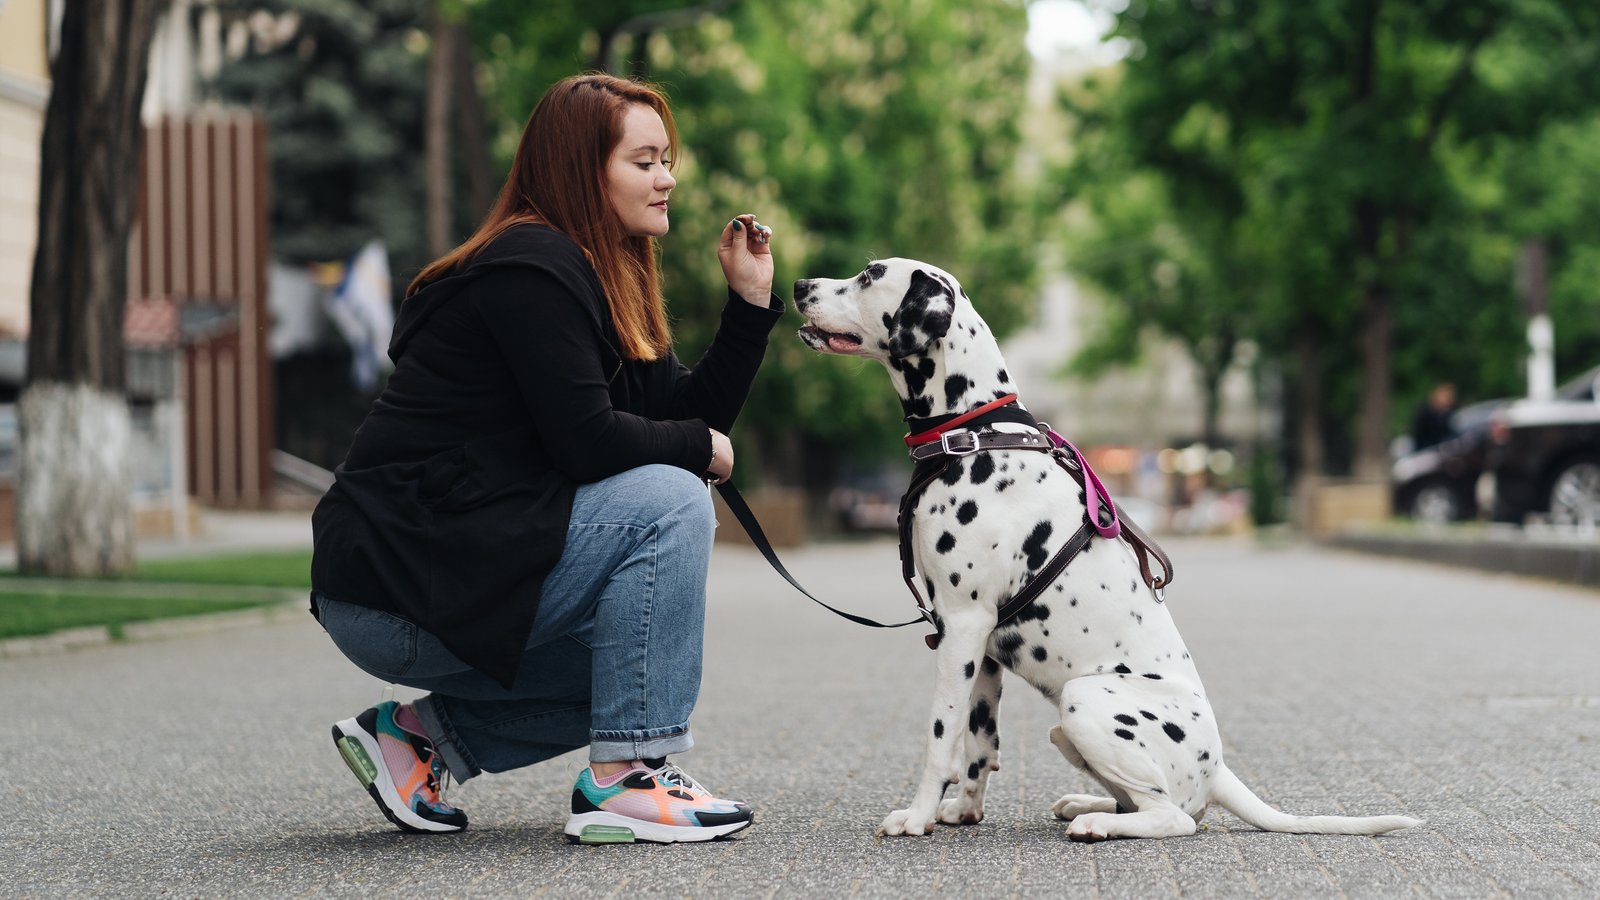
xmin=311 ymin=224 xmax=783 ymax=685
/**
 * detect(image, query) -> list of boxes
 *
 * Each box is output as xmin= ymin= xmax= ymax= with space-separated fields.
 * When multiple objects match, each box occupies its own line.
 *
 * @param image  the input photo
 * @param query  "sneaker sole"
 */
xmin=331 ymin=718 xmax=464 ymax=834
xmin=563 ymin=810 xmax=753 ymax=845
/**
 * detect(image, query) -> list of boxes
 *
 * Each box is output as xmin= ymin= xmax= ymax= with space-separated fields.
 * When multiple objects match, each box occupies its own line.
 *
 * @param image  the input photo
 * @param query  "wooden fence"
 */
xmin=127 ymin=110 xmax=274 ymax=508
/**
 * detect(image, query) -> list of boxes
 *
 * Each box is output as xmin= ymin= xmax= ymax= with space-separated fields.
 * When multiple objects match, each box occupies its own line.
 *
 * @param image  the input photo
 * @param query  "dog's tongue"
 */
xmin=827 ymin=332 xmax=862 ymax=352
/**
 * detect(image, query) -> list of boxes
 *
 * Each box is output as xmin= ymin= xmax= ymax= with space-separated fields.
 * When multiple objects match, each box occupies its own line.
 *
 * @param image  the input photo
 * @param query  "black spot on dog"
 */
xmin=950 ymin=572 xmax=961 ymax=587
xmin=995 ymin=632 xmax=1025 ymax=667
xmin=1163 ymin=722 xmax=1186 ymax=743
xmin=970 ymin=590 xmax=977 ymax=599
xmin=1115 ymin=729 xmax=1136 ymax=741
xmin=887 ymin=270 xmax=954 ymax=358
xmin=1021 ymin=522 xmax=1053 ymax=570
xmin=1013 ymin=602 xmax=1050 ymax=624
xmin=1143 ymin=673 xmax=1162 ymax=680
xmin=924 ymin=576 xmax=936 ymax=599
xmin=995 ymin=478 xmax=1014 ymax=492
xmin=982 ymin=657 xmax=1000 ymax=676
xmin=1198 ymin=750 xmax=1210 ymax=761
xmin=944 ymin=375 xmax=969 ymax=408
xmin=1031 ymin=645 xmax=1047 ymax=662
xmin=1067 ymin=705 xmax=1077 ymax=713
xmin=956 ymin=500 xmax=978 ymax=524
xmin=970 ymin=454 xmax=995 ymax=485
xmin=968 ymin=762 xmax=980 ymax=780
xmin=968 ymin=698 xmax=992 ymax=734
xmin=934 ymin=720 xmax=944 ymax=738
xmin=1140 ymin=710 xmax=1158 ymax=721
xmin=1114 ymin=714 xmax=1138 ymax=726
xmin=964 ymin=661 xmax=975 ymax=679
xmin=936 ymin=532 xmax=956 ymax=554
xmin=997 ymin=368 xmax=1010 ymax=384
xmin=1114 ymin=664 xmax=1132 ymax=674
xmin=940 ymin=460 xmax=966 ymax=486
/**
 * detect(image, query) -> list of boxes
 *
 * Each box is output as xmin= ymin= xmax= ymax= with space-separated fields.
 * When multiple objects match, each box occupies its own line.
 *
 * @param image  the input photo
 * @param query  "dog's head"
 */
xmin=793 ymin=258 xmax=960 ymax=362
xmin=795 ymin=258 xmax=1013 ymax=419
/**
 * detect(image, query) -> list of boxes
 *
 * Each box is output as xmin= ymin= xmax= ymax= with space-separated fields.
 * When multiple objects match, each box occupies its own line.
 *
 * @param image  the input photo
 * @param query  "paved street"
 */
xmin=2 ymin=535 xmax=1598 ymax=898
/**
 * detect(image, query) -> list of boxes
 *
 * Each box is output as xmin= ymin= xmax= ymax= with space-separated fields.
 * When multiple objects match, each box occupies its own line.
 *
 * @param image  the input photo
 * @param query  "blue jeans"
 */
xmin=317 ymin=464 xmax=715 ymax=780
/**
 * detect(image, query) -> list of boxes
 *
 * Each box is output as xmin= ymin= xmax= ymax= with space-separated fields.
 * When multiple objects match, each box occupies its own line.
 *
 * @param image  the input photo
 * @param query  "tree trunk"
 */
xmin=424 ymin=6 xmax=457 ymax=258
xmin=1353 ymin=276 xmax=1393 ymax=480
xmin=448 ymin=23 xmax=496 ymax=222
xmin=1349 ymin=0 xmax=1392 ymax=481
xmin=1292 ymin=322 xmax=1325 ymax=497
xmin=20 ymin=0 xmax=167 ymax=576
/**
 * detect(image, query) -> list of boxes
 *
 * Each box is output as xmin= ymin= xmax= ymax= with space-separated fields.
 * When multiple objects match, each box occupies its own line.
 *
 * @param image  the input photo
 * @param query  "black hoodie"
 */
xmin=310 ymin=224 xmax=783 ymax=686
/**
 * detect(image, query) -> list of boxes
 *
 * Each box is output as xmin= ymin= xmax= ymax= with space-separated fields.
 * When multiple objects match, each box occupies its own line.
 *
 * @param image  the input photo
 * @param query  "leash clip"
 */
xmin=939 ymin=429 xmax=979 ymax=457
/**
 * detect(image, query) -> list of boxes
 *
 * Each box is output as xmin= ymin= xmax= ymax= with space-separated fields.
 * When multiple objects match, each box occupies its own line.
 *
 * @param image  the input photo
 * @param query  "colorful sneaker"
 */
xmin=332 ymin=701 xmax=467 ymax=834
xmin=565 ymin=762 xmax=754 ymax=844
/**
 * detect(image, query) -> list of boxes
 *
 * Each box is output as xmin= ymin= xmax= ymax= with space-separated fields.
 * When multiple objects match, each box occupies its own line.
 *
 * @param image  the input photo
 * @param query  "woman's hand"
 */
xmin=718 ymin=213 xmax=774 ymax=307
xmin=706 ymin=429 xmax=734 ymax=484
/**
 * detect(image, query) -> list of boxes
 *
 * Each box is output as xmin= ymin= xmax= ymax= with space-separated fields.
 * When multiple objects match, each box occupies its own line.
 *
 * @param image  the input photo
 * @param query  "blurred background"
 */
xmin=3 ymin=0 xmax=1599 ymax=574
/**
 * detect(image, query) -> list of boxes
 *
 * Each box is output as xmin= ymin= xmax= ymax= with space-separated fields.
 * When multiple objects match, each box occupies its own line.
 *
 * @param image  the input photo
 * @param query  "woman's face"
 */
xmin=605 ymin=104 xmax=676 ymax=238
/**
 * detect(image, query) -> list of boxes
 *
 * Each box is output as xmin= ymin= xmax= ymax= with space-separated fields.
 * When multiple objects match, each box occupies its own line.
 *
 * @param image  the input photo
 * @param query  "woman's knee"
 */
xmin=584 ymin=464 xmax=714 ymax=531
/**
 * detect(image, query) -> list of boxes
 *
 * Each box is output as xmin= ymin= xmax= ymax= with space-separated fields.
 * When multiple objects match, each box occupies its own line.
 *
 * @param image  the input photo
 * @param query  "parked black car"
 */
xmin=1390 ymin=399 xmax=1503 ymax=522
xmin=1483 ymin=365 xmax=1600 ymax=527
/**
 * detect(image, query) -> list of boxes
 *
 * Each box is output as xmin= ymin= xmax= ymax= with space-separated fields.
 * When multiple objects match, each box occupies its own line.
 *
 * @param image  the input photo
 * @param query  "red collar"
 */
xmin=904 ymin=394 xmax=1019 ymax=447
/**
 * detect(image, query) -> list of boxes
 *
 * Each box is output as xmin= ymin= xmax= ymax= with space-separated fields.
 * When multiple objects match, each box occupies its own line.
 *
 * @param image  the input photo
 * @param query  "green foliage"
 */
xmin=1058 ymin=0 xmax=1600 ymax=476
xmin=210 ymin=0 xmax=433 ymax=273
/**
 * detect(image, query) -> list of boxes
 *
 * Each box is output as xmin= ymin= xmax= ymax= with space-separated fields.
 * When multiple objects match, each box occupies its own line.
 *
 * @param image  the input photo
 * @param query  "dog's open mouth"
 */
xmin=799 ymin=325 xmax=863 ymax=354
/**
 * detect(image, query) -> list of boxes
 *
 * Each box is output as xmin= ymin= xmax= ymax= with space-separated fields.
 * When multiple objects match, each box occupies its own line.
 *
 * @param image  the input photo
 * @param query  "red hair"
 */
xmin=409 ymin=73 xmax=677 ymax=361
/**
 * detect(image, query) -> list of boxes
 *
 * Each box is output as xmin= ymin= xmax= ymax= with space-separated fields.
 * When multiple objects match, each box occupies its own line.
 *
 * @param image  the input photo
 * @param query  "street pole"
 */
xmin=1518 ymin=239 xmax=1554 ymax=401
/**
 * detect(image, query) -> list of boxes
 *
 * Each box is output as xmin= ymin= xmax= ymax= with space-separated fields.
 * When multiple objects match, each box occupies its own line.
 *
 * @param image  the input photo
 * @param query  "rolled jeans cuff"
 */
xmin=588 ymin=725 xmax=694 ymax=764
xmin=415 ymin=695 xmax=479 ymax=782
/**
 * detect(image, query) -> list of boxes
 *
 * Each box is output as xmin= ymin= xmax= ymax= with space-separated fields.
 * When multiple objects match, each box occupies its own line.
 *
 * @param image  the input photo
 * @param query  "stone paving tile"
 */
xmin=1 ymin=536 xmax=1597 ymax=897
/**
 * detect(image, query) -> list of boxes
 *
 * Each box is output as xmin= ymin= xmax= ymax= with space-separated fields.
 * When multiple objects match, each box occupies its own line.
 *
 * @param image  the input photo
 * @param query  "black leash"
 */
xmin=714 ymin=480 xmax=923 ymax=630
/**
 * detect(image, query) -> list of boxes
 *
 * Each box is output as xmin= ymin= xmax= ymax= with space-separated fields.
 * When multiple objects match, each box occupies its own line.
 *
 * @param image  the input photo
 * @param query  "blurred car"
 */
xmin=1482 ymin=364 xmax=1600 ymax=527
xmin=1390 ymin=399 xmax=1504 ymax=522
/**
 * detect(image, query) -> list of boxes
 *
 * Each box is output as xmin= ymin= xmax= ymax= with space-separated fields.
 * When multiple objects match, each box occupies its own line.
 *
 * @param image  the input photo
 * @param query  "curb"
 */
xmin=0 ymin=600 xmax=305 ymax=660
xmin=1327 ymin=530 xmax=1600 ymax=589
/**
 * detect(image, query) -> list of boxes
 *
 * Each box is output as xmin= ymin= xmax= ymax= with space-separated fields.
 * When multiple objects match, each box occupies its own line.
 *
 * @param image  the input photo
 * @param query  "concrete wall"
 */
xmin=0 ymin=0 xmax=50 ymax=339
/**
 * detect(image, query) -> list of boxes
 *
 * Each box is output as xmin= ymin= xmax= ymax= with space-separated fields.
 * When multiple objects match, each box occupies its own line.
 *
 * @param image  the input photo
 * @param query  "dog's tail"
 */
xmin=1210 ymin=764 xmax=1422 ymax=836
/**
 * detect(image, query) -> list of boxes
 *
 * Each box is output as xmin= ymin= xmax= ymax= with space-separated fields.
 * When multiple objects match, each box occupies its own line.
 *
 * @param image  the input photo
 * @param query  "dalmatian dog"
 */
xmin=794 ymin=258 xmax=1422 ymax=841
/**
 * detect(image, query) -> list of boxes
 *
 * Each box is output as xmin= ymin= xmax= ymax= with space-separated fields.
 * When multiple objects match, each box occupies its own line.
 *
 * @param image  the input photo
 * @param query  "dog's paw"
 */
xmin=1067 ymin=812 xmax=1115 ymax=842
xmin=877 ymin=808 xmax=936 ymax=837
xmin=1051 ymin=794 xmax=1116 ymax=822
xmin=938 ymin=797 xmax=984 ymax=826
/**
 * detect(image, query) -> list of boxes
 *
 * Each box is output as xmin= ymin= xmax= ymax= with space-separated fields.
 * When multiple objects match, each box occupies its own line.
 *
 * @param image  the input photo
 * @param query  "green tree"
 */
xmin=1058 ymin=0 xmax=1600 ymax=486
xmin=211 ymin=0 xmax=435 ymax=274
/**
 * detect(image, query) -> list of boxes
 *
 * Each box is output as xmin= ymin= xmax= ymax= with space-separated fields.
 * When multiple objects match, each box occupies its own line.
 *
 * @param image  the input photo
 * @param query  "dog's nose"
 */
xmin=793 ymin=279 xmax=814 ymax=308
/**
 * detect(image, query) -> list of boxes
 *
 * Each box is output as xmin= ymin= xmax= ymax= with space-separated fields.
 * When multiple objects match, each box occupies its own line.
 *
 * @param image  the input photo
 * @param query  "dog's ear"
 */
xmin=887 ymin=269 xmax=955 ymax=358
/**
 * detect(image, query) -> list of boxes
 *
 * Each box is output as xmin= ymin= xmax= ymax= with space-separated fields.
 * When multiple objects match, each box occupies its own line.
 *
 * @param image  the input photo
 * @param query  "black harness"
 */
xmin=898 ymin=404 xmax=1173 ymax=650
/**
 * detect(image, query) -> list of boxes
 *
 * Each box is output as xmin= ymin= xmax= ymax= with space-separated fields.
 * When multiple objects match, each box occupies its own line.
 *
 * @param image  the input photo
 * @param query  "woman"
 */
xmin=310 ymin=73 xmax=780 ymax=845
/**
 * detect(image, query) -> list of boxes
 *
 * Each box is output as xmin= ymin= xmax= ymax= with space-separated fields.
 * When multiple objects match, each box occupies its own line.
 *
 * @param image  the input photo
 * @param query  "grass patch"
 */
xmin=0 ymin=592 xmax=281 ymax=640
xmin=129 ymin=551 xmax=313 ymax=588
xmin=0 ymin=551 xmax=310 ymax=641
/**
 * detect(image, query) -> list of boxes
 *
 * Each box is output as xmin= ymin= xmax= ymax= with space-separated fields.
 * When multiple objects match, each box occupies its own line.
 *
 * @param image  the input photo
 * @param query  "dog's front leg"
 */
xmin=879 ymin=611 xmax=995 ymax=837
xmin=938 ymin=655 xmax=1002 ymax=826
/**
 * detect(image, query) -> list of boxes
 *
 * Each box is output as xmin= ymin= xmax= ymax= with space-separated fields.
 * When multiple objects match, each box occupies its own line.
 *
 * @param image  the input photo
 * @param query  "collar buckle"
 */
xmin=939 ymin=430 xmax=979 ymax=457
